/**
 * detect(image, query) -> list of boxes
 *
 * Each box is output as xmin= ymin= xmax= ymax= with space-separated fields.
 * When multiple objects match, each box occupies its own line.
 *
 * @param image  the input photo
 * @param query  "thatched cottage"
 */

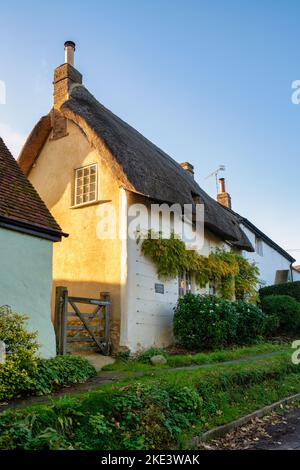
xmin=18 ymin=42 xmax=294 ymax=352
xmin=0 ymin=137 xmax=64 ymax=357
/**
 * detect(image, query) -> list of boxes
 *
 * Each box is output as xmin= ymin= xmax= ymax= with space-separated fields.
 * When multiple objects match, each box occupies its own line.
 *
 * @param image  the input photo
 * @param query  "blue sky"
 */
xmin=0 ymin=0 xmax=299 ymax=263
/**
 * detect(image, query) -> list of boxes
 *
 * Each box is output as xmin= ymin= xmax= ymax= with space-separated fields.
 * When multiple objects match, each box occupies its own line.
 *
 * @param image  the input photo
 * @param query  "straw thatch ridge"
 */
xmin=18 ymin=115 xmax=52 ymax=175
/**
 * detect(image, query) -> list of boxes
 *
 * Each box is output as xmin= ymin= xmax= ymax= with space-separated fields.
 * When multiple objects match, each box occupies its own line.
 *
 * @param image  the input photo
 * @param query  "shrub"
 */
xmin=173 ymin=294 xmax=238 ymax=350
xmin=34 ymin=355 xmax=96 ymax=395
xmin=261 ymin=295 xmax=300 ymax=334
xmin=259 ymin=281 xmax=300 ymax=303
xmin=0 ymin=307 xmax=96 ymax=401
xmin=233 ymin=301 xmax=266 ymax=345
xmin=0 ymin=381 xmax=202 ymax=450
xmin=0 ymin=307 xmax=39 ymax=401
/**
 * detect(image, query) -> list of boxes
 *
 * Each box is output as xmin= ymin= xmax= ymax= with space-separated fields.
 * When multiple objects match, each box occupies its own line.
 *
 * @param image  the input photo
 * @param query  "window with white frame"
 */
xmin=74 ymin=164 xmax=97 ymax=206
xmin=255 ymin=236 xmax=263 ymax=256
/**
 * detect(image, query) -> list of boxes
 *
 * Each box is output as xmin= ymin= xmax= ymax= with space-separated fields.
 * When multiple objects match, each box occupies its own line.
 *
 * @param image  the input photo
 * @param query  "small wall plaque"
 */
xmin=155 ymin=283 xmax=164 ymax=294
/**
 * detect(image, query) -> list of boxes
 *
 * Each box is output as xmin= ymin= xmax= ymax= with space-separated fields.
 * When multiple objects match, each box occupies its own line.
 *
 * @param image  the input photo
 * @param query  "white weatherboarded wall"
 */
xmin=120 ymin=192 xmax=230 ymax=352
xmin=241 ymin=225 xmax=292 ymax=287
xmin=0 ymin=228 xmax=56 ymax=358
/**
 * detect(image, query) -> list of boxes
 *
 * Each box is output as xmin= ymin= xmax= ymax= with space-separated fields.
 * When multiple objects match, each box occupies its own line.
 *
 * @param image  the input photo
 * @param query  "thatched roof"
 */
xmin=19 ymin=84 xmax=253 ymax=251
xmin=0 ymin=137 xmax=63 ymax=240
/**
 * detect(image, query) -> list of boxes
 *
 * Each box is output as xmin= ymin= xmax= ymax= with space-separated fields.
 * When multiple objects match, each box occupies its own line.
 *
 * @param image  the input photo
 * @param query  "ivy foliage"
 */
xmin=138 ymin=231 xmax=259 ymax=301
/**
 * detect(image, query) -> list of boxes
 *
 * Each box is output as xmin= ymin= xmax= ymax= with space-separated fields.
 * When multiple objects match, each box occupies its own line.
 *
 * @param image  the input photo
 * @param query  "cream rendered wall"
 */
xmin=28 ymin=120 xmax=123 ymax=348
xmin=121 ymin=193 xmax=231 ymax=352
xmin=241 ymin=224 xmax=292 ymax=286
xmin=0 ymin=228 xmax=55 ymax=358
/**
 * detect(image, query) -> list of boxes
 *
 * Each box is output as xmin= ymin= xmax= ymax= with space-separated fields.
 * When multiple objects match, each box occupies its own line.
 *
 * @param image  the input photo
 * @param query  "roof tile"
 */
xmin=0 ymin=137 xmax=62 ymax=234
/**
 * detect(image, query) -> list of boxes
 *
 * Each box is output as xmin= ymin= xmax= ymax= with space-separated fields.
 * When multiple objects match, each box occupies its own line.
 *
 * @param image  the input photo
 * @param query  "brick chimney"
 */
xmin=180 ymin=162 xmax=194 ymax=178
xmin=51 ymin=41 xmax=82 ymax=140
xmin=53 ymin=41 xmax=82 ymax=109
xmin=217 ymin=177 xmax=232 ymax=209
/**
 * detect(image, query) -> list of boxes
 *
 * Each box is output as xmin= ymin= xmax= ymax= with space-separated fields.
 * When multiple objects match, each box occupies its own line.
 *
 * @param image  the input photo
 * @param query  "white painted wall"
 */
xmin=120 ymin=194 xmax=230 ymax=352
xmin=0 ymin=228 xmax=56 ymax=358
xmin=241 ymin=224 xmax=292 ymax=287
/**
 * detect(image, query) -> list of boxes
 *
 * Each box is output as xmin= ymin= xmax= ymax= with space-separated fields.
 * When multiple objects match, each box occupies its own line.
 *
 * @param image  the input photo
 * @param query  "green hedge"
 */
xmin=261 ymin=295 xmax=300 ymax=335
xmin=0 ymin=358 xmax=298 ymax=450
xmin=173 ymin=294 xmax=265 ymax=350
xmin=259 ymin=281 xmax=300 ymax=303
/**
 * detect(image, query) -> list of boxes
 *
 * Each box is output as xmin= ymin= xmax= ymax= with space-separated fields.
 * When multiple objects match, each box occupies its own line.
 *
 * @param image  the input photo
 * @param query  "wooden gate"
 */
xmin=54 ymin=286 xmax=111 ymax=356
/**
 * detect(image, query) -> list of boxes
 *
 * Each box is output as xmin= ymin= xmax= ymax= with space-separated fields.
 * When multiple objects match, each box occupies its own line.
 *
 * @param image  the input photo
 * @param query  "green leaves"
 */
xmin=173 ymin=294 xmax=266 ymax=350
xmin=261 ymin=295 xmax=300 ymax=335
xmin=0 ymin=307 xmax=96 ymax=402
xmin=0 ymin=307 xmax=39 ymax=401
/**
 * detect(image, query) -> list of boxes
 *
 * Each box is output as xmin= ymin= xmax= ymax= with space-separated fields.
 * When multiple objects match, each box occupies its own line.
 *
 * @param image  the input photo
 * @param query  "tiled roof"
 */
xmin=0 ymin=137 xmax=62 ymax=237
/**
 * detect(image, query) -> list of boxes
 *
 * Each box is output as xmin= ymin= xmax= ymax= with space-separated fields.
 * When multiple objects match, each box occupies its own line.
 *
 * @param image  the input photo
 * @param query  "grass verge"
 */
xmin=0 ymin=351 xmax=299 ymax=450
xmin=103 ymin=342 xmax=290 ymax=372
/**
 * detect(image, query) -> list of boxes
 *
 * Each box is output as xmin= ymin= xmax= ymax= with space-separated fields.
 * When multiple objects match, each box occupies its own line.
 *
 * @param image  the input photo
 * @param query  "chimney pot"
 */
xmin=180 ymin=162 xmax=194 ymax=178
xmin=219 ymin=177 xmax=226 ymax=193
xmin=53 ymin=42 xmax=82 ymax=109
xmin=64 ymin=41 xmax=76 ymax=66
xmin=217 ymin=177 xmax=232 ymax=209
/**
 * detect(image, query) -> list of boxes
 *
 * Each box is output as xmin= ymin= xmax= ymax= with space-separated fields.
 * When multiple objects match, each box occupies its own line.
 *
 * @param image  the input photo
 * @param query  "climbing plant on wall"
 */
xmin=138 ymin=231 xmax=259 ymax=302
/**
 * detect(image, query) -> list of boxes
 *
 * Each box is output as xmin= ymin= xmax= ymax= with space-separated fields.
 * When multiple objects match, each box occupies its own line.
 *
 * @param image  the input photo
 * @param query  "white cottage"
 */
xmin=0 ymin=137 xmax=65 ymax=357
xmin=216 ymin=178 xmax=296 ymax=288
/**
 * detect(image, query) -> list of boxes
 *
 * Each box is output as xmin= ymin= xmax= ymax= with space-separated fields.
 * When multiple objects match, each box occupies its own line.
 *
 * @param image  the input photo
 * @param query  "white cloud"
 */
xmin=0 ymin=123 xmax=26 ymax=158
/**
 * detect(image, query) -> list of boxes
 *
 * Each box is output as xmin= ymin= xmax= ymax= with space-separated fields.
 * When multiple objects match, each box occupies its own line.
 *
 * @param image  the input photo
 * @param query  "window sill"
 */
xmin=70 ymin=199 xmax=111 ymax=209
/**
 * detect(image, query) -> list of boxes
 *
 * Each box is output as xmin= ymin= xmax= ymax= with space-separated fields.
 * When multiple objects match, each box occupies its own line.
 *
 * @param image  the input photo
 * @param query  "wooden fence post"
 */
xmin=54 ymin=286 xmax=68 ymax=355
xmin=101 ymin=292 xmax=111 ymax=353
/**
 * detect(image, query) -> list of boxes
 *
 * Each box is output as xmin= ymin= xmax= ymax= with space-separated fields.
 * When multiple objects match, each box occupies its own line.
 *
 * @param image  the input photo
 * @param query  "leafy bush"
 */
xmin=173 ymin=294 xmax=238 ymax=350
xmin=0 ymin=382 xmax=202 ymax=450
xmin=234 ymin=301 xmax=266 ymax=345
xmin=261 ymin=295 xmax=300 ymax=335
xmin=173 ymin=294 xmax=266 ymax=350
xmin=34 ymin=356 xmax=96 ymax=395
xmin=259 ymin=281 xmax=300 ymax=303
xmin=0 ymin=307 xmax=39 ymax=400
xmin=0 ymin=306 xmax=96 ymax=401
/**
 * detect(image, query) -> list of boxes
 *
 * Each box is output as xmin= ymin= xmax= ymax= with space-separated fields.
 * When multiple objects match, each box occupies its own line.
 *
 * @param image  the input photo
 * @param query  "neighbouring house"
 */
xmin=0 ymin=138 xmax=65 ymax=357
xmin=18 ymin=42 xmax=256 ymax=352
xmin=293 ymin=266 xmax=300 ymax=281
xmin=216 ymin=177 xmax=296 ymax=287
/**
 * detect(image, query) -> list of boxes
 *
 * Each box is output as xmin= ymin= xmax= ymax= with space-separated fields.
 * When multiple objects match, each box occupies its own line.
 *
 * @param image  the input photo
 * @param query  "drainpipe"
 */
xmin=290 ymin=263 xmax=294 ymax=282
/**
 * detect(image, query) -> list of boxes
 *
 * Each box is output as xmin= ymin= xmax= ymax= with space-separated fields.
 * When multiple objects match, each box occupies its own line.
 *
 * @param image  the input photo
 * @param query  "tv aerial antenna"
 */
xmin=205 ymin=165 xmax=226 ymax=195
